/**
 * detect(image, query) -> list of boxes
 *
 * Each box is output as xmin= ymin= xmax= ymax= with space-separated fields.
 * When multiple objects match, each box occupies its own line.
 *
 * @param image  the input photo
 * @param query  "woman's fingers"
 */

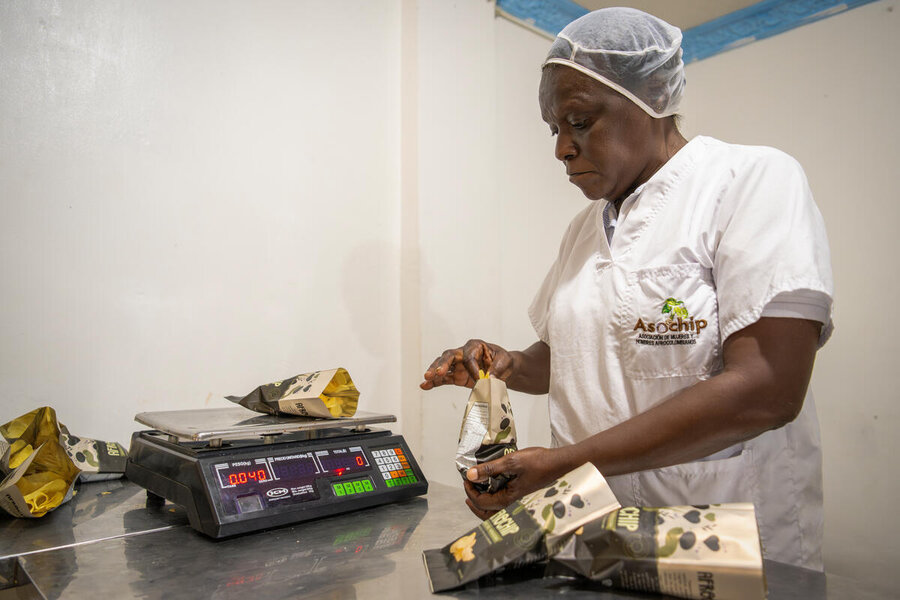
xmin=464 ymin=497 xmax=495 ymax=520
xmin=488 ymin=348 xmax=514 ymax=380
xmin=419 ymin=340 xmax=506 ymax=390
xmin=463 ymin=479 xmax=509 ymax=513
xmin=462 ymin=339 xmax=489 ymax=382
xmin=421 ymin=346 xmax=474 ymax=389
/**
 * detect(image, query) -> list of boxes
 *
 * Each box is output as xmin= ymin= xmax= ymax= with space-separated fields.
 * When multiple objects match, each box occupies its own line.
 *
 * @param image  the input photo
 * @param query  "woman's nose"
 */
xmin=554 ymin=133 xmax=576 ymax=162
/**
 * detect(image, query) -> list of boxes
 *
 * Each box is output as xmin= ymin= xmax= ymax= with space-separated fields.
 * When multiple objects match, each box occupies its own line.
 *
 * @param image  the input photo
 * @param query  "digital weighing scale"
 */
xmin=125 ymin=407 xmax=428 ymax=538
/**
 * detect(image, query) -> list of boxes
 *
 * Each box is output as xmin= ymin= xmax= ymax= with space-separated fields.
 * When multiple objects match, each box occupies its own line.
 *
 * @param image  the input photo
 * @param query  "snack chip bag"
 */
xmin=455 ymin=371 xmax=516 ymax=493
xmin=59 ymin=424 xmax=128 ymax=482
xmin=0 ymin=407 xmax=126 ymax=518
xmin=547 ymin=503 xmax=766 ymax=600
xmin=227 ymin=368 xmax=359 ymax=418
xmin=422 ymin=462 xmax=621 ymax=592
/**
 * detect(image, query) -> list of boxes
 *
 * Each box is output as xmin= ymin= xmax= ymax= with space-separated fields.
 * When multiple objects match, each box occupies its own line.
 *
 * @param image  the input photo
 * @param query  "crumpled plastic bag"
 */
xmin=227 ymin=368 xmax=360 ymax=418
xmin=0 ymin=407 xmax=127 ymax=518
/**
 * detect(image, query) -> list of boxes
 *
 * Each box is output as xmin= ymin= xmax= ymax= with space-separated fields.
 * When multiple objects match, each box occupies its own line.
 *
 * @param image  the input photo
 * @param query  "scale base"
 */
xmin=126 ymin=411 xmax=427 ymax=538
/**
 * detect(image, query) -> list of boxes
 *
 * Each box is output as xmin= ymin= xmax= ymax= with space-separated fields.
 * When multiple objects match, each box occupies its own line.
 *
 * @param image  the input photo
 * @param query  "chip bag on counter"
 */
xmin=547 ymin=503 xmax=766 ymax=600
xmin=227 ymin=368 xmax=360 ymax=418
xmin=455 ymin=371 xmax=516 ymax=493
xmin=422 ymin=462 xmax=621 ymax=593
xmin=58 ymin=423 xmax=128 ymax=482
xmin=0 ymin=407 xmax=127 ymax=518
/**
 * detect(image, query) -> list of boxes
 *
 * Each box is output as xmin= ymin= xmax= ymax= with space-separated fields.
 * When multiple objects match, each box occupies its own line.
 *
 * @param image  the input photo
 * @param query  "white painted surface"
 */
xmin=680 ymin=0 xmax=899 ymax=588
xmin=416 ymin=0 xmax=501 ymax=485
xmin=415 ymin=4 xmax=583 ymax=486
xmin=0 ymin=1 xmax=403 ymax=445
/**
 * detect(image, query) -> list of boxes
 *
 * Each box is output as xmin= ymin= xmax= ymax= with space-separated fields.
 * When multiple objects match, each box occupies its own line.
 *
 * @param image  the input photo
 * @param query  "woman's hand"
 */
xmin=421 ymin=340 xmax=551 ymax=394
xmin=461 ymin=447 xmax=569 ymax=520
xmin=420 ymin=339 xmax=515 ymax=390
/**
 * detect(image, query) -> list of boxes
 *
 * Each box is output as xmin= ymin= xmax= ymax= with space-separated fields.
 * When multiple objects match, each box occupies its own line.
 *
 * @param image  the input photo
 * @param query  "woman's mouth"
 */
xmin=568 ymin=171 xmax=591 ymax=182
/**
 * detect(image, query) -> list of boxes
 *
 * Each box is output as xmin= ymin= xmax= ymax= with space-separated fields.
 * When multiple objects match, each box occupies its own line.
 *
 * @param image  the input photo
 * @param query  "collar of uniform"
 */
xmin=596 ymin=136 xmax=708 ymax=252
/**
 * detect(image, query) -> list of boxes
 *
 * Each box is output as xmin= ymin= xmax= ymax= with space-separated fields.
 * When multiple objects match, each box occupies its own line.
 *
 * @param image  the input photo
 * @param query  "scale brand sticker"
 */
xmin=632 ymin=298 xmax=708 ymax=347
xmin=266 ymin=487 xmax=289 ymax=498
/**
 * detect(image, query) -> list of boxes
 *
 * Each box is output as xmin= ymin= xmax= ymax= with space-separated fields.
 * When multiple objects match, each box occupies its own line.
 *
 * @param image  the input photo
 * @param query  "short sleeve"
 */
xmin=713 ymin=149 xmax=834 ymax=346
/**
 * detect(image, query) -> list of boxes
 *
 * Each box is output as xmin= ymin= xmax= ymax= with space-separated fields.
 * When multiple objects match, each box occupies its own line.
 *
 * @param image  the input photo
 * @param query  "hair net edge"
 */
xmin=557 ymin=32 xmax=681 ymax=57
xmin=542 ymin=58 xmax=676 ymax=119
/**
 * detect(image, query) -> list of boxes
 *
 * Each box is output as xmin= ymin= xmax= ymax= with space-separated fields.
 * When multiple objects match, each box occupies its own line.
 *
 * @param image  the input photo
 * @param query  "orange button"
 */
xmin=390 ymin=471 xmax=398 ymax=478
xmin=394 ymin=448 xmax=403 ymax=454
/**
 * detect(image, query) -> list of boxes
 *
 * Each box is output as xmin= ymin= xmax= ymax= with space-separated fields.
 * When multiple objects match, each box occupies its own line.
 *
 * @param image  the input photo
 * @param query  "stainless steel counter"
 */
xmin=0 ymin=479 xmax=889 ymax=599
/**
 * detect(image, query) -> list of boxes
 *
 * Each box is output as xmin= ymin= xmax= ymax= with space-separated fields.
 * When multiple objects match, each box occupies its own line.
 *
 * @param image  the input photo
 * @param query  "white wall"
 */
xmin=415 ymin=0 xmax=501 ymax=485
xmin=414 ymin=3 xmax=577 ymax=485
xmin=0 ymin=1 xmax=404 ymax=446
xmin=679 ymin=0 xmax=899 ymax=587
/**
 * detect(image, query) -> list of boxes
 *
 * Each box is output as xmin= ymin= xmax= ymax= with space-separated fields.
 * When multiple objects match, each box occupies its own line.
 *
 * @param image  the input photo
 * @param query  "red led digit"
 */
xmin=238 ymin=472 xmax=247 ymax=484
xmin=258 ymin=469 xmax=267 ymax=482
xmin=356 ymin=456 xmax=364 ymax=466
xmin=229 ymin=474 xmax=238 ymax=485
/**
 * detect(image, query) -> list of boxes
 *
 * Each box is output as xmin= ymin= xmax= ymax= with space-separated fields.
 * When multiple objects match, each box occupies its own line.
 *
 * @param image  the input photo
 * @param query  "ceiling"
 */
xmin=574 ymin=1 xmax=761 ymax=30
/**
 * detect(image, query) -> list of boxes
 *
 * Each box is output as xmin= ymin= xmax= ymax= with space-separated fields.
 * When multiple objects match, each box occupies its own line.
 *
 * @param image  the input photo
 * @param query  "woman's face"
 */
xmin=539 ymin=65 xmax=667 ymax=203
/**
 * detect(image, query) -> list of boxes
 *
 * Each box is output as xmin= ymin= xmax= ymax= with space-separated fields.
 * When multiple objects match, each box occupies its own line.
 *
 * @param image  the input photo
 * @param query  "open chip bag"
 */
xmin=227 ymin=368 xmax=360 ymax=418
xmin=0 ymin=407 xmax=128 ymax=518
xmin=455 ymin=371 xmax=517 ymax=493
xmin=423 ymin=462 xmax=621 ymax=592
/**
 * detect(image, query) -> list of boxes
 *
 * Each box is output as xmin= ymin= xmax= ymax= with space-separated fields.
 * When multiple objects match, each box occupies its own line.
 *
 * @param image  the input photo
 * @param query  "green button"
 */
xmin=409 ymin=475 xmax=417 ymax=483
xmin=387 ymin=480 xmax=394 ymax=487
xmin=333 ymin=484 xmax=345 ymax=496
xmin=362 ymin=479 xmax=374 ymax=492
xmin=352 ymin=480 xmax=364 ymax=494
xmin=343 ymin=482 xmax=355 ymax=495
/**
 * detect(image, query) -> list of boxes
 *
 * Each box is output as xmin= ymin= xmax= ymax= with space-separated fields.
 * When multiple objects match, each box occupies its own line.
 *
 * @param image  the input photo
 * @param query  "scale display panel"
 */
xmin=212 ymin=446 xmax=374 ymax=516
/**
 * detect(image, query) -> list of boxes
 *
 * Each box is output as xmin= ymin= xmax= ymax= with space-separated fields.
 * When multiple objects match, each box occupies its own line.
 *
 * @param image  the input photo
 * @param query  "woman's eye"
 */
xmin=571 ymin=121 xmax=586 ymax=129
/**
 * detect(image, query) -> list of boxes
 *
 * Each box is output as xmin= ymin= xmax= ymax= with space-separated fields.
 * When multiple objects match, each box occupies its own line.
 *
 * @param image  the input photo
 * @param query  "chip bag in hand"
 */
xmin=227 ymin=368 xmax=360 ymax=418
xmin=422 ymin=462 xmax=621 ymax=592
xmin=455 ymin=371 xmax=516 ymax=493
xmin=0 ymin=407 xmax=123 ymax=518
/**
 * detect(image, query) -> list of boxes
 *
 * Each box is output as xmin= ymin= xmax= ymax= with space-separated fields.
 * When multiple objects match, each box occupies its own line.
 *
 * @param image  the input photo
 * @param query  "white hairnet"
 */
xmin=543 ymin=7 xmax=685 ymax=118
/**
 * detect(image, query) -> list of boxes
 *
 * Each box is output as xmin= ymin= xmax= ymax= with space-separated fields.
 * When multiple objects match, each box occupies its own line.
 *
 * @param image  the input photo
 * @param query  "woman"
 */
xmin=420 ymin=8 xmax=833 ymax=570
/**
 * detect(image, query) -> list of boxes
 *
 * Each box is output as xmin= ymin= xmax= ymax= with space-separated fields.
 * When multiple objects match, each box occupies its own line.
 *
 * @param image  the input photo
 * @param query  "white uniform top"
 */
xmin=528 ymin=135 xmax=834 ymax=570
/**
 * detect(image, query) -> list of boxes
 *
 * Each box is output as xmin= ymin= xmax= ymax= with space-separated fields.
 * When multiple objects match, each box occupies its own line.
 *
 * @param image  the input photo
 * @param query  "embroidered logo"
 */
xmin=632 ymin=298 xmax=708 ymax=346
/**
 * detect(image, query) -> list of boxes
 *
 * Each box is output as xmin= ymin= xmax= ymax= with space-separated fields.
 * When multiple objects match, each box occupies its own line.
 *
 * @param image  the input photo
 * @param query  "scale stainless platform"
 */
xmin=125 ymin=407 xmax=428 ymax=538
xmin=132 ymin=406 xmax=399 ymax=443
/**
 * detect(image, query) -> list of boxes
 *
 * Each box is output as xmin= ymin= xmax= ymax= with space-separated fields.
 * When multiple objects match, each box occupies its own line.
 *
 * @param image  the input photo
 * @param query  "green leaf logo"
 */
xmin=661 ymin=298 xmax=689 ymax=319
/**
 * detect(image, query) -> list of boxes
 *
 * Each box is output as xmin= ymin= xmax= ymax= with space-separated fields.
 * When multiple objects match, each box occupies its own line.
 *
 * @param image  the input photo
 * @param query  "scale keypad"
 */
xmin=372 ymin=448 xmax=418 ymax=488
